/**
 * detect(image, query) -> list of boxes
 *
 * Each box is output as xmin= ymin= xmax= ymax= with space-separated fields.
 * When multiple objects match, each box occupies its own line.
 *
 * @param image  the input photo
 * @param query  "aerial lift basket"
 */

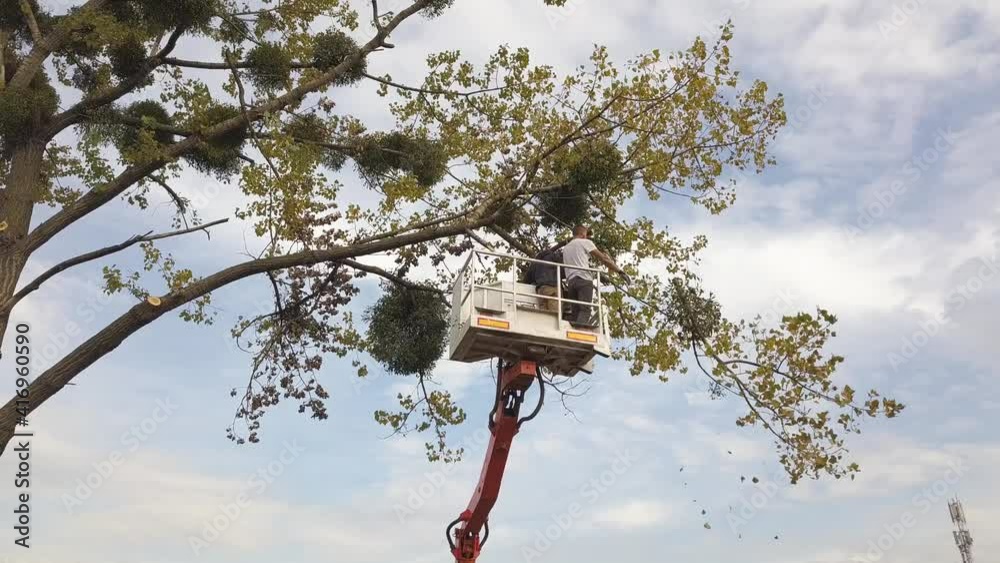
xmin=448 ymin=249 xmax=612 ymax=377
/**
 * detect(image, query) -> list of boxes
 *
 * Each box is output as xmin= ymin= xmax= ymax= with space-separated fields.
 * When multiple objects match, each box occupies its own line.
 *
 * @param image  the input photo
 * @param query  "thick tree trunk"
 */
xmin=0 ymin=142 xmax=44 ymax=347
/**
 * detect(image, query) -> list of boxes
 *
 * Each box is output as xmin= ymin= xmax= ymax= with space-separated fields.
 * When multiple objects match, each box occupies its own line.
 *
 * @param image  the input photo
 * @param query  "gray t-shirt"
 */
xmin=562 ymin=238 xmax=597 ymax=280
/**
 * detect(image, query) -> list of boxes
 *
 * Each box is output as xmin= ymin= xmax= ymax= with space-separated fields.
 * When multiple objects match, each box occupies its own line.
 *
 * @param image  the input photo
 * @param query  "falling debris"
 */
xmin=680 ymin=466 xmax=684 ymax=472
xmin=774 ymin=535 xmax=780 ymax=540
xmin=741 ymin=476 xmax=746 ymax=483
xmin=704 ymin=522 xmax=712 ymax=530
xmin=701 ymin=509 xmax=707 ymax=515
xmin=752 ymin=476 xmax=760 ymax=484
xmin=727 ymin=450 xmax=733 ymax=454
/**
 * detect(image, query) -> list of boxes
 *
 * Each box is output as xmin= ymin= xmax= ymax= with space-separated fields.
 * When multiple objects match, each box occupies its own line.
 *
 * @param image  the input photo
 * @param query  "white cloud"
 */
xmin=591 ymin=499 xmax=673 ymax=529
xmin=621 ymin=413 xmax=671 ymax=434
xmin=679 ymin=222 xmax=924 ymax=321
xmin=786 ymin=437 xmax=992 ymax=502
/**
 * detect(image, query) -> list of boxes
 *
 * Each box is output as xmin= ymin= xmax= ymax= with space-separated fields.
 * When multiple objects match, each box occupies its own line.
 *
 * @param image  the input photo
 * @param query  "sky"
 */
xmin=1 ymin=0 xmax=999 ymax=562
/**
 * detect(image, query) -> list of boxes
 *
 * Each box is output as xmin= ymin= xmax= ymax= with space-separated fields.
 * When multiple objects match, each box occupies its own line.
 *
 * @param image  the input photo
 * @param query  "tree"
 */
xmin=0 ymin=0 xmax=901 ymax=484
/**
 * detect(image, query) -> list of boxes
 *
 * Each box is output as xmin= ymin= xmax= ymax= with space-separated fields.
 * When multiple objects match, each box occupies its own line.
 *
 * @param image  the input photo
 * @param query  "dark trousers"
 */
xmin=566 ymin=277 xmax=595 ymax=325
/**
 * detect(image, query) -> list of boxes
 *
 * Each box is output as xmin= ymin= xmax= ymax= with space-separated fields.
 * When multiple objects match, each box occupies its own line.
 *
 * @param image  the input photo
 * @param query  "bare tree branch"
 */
xmin=463 ymin=229 xmax=495 ymax=251
xmin=362 ymin=72 xmax=505 ymax=97
xmin=149 ymin=175 xmax=188 ymax=218
xmin=162 ymin=57 xmax=502 ymax=97
xmin=371 ymin=0 xmax=384 ymax=32
xmin=162 ymin=58 xmax=313 ymax=70
xmin=339 ymin=258 xmax=448 ymax=303
xmin=1 ymin=218 xmax=229 ymax=313
xmin=487 ymin=224 xmax=536 ymax=256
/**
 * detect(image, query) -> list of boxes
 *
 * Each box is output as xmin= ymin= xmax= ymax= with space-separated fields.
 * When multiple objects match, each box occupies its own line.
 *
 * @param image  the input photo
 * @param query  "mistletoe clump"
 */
xmin=183 ymin=103 xmax=248 ymax=177
xmin=123 ymin=0 xmax=218 ymax=31
xmin=492 ymin=201 xmax=531 ymax=232
xmin=354 ymin=131 xmax=448 ymax=188
xmin=217 ymin=17 xmax=250 ymax=43
xmin=285 ymin=114 xmax=328 ymax=143
xmin=312 ymin=30 xmax=366 ymax=85
xmin=366 ymin=283 xmax=466 ymax=463
xmin=423 ymin=0 xmax=458 ymax=18
xmin=245 ymin=42 xmax=291 ymax=91
xmin=107 ymin=0 xmax=145 ymax=25
xmin=0 ymin=77 xmax=59 ymax=154
xmin=114 ymin=100 xmax=174 ymax=153
xmin=665 ymin=278 xmax=723 ymax=341
xmin=109 ymin=36 xmax=148 ymax=80
xmin=55 ymin=9 xmax=104 ymax=58
xmin=284 ymin=114 xmax=348 ymax=171
xmin=539 ymin=137 xmax=624 ymax=227
xmin=364 ymin=284 xmax=448 ymax=376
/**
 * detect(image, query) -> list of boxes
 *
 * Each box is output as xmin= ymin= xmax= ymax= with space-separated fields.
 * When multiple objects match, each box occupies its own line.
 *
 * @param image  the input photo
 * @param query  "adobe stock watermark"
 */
xmin=726 ymin=470 xmax=788 ymax=533
xmin=30 ymin=278 xmax=116 ymax=373
xmin=540 ymin=0 xmax=591 ymax=30
xmin=188 ymin=440 xmax=306 ymax=556
xmin=783 ymin=85 xmax=831 ymax=139
xmin=850 ymin=457 xmax=969 ymax=562
xmin=350 ymin=360 xmax=389 ymax=396
xmin=887 ymin=249 xmax=999 ymax=371
xmin=521 ymin=447 xmax=638 ymax=562
xmin=758 ymin=288 xmax=801 ymax=327
xmin=186 ymin=176 xmax=234 ymax=213
xmin=778 ymin=85 xmax=831 ymax=143
xmin=393 ymin=427 xmax=493 ymax=523
xmin=844 ymin=127 xmax=957 ymax=242
xmin=878 ymin=0 xmax=927 ymax=40
xmin=61 ymin=397 xmax=178 ymax=514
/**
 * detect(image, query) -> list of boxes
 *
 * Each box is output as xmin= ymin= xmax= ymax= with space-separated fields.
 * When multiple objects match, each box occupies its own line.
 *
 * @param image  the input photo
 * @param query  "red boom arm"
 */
xmin=448 ymin=360 xmax=541 ymax=563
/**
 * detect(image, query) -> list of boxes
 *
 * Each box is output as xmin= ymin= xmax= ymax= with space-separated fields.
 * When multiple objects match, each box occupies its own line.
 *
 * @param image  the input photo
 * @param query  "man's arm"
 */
xmin=589 ymin=248 xmax=631 ymax=283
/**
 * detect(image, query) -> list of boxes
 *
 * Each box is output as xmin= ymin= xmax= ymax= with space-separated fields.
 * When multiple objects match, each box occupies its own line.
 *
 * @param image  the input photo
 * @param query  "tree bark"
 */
xmin=0 ymin=141 xmax=45 ymax=347
xmin=6 ymin=0 xmax=112 ymax=91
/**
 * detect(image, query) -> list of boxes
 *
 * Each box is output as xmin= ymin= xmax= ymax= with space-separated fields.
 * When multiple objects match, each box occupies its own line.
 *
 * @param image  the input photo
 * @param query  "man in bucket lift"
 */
xmin=562 ymin=225 xmax=631 ymax=327
xmin=525 ymin=240 xmax=567 ymax=313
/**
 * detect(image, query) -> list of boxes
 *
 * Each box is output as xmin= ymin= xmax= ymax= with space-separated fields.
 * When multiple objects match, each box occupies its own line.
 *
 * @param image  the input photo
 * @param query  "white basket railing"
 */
xmin=455 ymin=249 xmax=608 ymax=331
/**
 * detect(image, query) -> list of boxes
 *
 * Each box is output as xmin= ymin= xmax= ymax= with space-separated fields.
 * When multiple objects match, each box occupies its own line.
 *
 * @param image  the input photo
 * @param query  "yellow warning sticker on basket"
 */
xmin=566 ymin=331 xmax=598 ymax=343
xmin=477 ymin=317 xmax=510 ymax=330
